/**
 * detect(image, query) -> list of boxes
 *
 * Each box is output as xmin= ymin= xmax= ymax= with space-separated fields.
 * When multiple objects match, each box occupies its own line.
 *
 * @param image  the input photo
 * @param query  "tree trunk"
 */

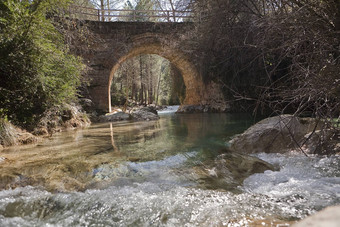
xmin=139 ymin=55 xmax=144 ymax=105
xmin=131 ymin=66 xmax=136 ymax=102
xmin=100 ymin=0 xmax=105 ymax=21
xmin=148 ymin=55 xmax=153 ymax=104
xmin=107 ymin=0 xmax=110 ymax=21
xmin=156 ymin=70 xmax=161 ymax=105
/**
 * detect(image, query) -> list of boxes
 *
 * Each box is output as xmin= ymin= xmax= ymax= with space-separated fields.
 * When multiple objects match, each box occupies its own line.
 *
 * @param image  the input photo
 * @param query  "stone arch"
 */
xmin=108 ymin=43 xmax=203 ymax=112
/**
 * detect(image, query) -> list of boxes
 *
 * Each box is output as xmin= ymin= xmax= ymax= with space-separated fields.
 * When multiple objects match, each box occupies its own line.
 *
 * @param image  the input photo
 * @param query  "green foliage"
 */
xmin=0 ymin=0 xmax=84 ymax=129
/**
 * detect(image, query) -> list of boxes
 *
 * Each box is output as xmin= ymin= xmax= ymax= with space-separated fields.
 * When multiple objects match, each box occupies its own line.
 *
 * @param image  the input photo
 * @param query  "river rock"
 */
xmin=131 ymin=108 xmax=159 ymax=121
xmin=99 ymin=112 xmax=132 ymax=122
xmin=140 ymin=106 xmax=158 ymax=115
xmin=292 ymin=206 xmax=340 ymax=227
xmin=229 ymin=115 xmax=321 ymax=154
xmin=182 ymin=149 xmax=277 ymax=191
xmin=79 ymin=98 xmax=94 ymax=112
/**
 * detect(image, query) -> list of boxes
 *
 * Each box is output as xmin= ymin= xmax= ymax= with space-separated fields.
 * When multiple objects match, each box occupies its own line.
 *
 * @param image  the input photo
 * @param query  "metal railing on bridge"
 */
xmin=68 ymin=5 xmax=197 ymax=22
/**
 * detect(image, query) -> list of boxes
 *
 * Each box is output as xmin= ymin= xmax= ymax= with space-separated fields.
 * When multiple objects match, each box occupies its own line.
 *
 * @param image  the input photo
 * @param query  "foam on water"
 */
xmin=243 ymin=153 xmax=340 ymax=214
xmin=0 ymin=153 xmax=339 ymax=226
xmin=157 ymin=106 xmax=180 ymax=114
xmin=0 ymin=183 xmax=304 ymax=226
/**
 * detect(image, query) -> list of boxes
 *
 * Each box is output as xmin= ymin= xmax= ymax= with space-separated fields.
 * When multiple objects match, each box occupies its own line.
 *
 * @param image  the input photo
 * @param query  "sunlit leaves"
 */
xmin=0 ymin=0 xmax=84 ymax=128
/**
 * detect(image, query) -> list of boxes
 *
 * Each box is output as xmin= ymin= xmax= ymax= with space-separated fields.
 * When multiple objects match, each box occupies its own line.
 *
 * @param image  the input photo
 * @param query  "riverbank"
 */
xmin=0 ymin=103 xmax=90 ymax=150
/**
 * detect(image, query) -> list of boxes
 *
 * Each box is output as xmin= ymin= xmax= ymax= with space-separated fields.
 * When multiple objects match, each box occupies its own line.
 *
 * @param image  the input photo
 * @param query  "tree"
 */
xmin=110 ymin=54 xmax=183 ymax=107
xmin=84 ymin=0 xmax=120 ymax=21
xmin=154 ymin=0 xmax=193 ymax=21
xmin=0 ymin=0 xmax=84 ymax=129
xmin=193 ymin=0 xmax=340 ymax=123
xmin=128 ymin=0 xmax=157 ymax=22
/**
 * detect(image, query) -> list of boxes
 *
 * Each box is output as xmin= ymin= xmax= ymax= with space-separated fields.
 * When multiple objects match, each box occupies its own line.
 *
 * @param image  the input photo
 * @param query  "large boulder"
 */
xmin=230 ymin=115 xmax=321 ymax=154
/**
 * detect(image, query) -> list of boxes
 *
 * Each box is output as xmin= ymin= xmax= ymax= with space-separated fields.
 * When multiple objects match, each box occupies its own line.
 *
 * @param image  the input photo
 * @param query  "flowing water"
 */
xmin=0 ymin=109 xmax=339 ymax=226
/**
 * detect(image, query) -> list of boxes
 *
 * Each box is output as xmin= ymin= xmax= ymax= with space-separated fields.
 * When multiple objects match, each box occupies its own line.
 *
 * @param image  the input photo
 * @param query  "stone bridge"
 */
xmin=76 ymin=21 xmax=225 ymax=112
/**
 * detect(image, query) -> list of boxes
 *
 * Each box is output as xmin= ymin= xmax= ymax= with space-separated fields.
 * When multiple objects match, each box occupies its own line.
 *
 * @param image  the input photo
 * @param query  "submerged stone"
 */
xmin=184 ymin=148 xmax=277 ymax=191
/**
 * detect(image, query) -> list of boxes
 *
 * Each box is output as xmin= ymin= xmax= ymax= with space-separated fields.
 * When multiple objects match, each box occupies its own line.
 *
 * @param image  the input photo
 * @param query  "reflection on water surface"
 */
xmin=0 ymin=113 xmax=253 ymax=191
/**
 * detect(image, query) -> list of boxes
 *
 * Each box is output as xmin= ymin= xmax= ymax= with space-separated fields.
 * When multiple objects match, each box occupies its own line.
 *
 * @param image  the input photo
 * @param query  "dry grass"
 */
xmin=0 ymin=119 xmax=19 ymax=147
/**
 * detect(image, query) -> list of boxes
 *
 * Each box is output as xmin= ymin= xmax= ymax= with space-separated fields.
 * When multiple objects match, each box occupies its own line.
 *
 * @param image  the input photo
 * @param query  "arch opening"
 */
xmin=110 ymin=54 xmax=185 ymax=110
xmin=108 ymin=44 xmax=203 ymax=112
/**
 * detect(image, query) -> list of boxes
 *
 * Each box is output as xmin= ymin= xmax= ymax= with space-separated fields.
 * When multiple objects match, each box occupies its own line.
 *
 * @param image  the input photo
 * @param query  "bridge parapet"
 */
xmin=68 ymin=5 xmax=197 ymax=23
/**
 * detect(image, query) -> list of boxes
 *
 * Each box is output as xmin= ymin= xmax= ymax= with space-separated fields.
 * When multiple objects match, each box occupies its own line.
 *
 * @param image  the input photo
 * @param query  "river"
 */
xmin=0 ymin=108 xmax=339 ymax=226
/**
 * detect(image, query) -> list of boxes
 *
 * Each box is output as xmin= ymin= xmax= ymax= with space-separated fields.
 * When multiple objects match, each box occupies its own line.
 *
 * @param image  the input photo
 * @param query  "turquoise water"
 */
xmin=0 ymin=111 xmax=339 ymax=226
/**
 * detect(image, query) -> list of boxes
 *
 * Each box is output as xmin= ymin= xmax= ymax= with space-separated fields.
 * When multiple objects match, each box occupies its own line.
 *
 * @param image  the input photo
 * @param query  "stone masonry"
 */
xmin=75 ymin=21 xmax=226 ymax=112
